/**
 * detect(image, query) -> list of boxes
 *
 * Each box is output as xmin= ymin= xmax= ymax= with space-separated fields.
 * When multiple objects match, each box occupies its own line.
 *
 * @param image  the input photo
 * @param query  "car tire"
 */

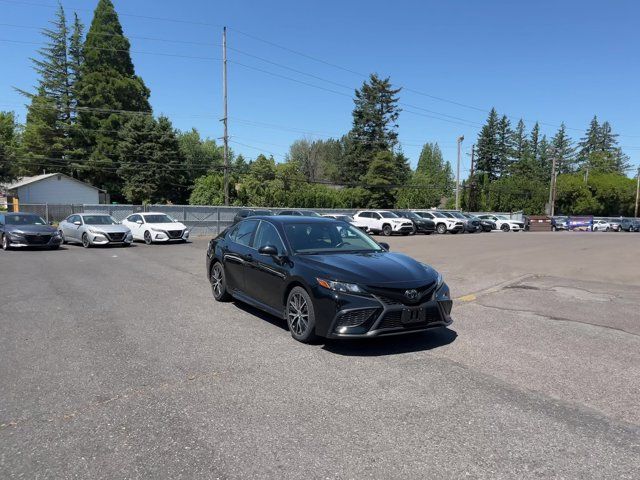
xmin=59 ymin=230 xmax=66 ymax=244
xmin=210 ymin=262 xmax=231 ymax=301
xmin=1 ymin=234 xmax=9 ymax=251
xmin=450 ymin=230 xmax=459 ymax=234
xmin=286 ymin=286 xmax=317 ymax=343
xmin=436 ymin=223 xmax=447 ymax=234
xmin=501 ymin=224 xmax=510 ymax=232
xmin=593 ymin=227 xmax=598 ymax=232
xmin=381 ymin=224 xmax=392 ymax=236
xmin=82 ymin=233 xmax=91 ymax=248
xmin=605 ymin=227 xmax=610 ymax=232
xmin=144 ymin=230 xmax=153 ymax=245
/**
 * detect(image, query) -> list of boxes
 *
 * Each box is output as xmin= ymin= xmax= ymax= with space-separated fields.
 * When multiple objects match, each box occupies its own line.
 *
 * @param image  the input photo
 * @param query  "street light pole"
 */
xmin=635 ymin=167 xmax=640 ymax=218
xmin=456 ymin=135 xmax=464 ymax=210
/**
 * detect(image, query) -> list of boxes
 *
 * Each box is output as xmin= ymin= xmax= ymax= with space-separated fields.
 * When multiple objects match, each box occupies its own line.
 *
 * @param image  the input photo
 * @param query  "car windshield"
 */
xmin=431 ymin=212 xmax=446 ymax=218
xmin=496 ymin=215 xmax=509 ymax=220
xmin=379 ymin=212 xmax=398 ymax=218
xmin=143 ymin=214 xmax=174 ymax=223
xmin=440 ymin=212 xmax=455 ymax=218
xmin=6 ymin=214 xmax=47 ymax=225
xmin=462 ymin=213 xmax=475 ymax=219
xmin=450 ymin=212 xmax=467 ymax=219
xmin=284 ymin=222 xmax=383 ymax=254
xmin=395 ymin=211 xmax=416 ymax=219
xmin=253 ymin=210 xmax=273 ymax=216
xmin=334 ymin=215 xmax=354 ymax=222
xmin=83 ymin=215 xmax=117 ymax=225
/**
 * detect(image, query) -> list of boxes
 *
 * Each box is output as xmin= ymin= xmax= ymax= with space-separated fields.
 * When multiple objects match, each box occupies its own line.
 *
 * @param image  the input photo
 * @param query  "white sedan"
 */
xmin=122 ymin=212 xmax=190 ymax=245
xmin=592 ymin=220 xmax=611 ymax=232
xmin=477 ymin=214 xmax=525 ymax=232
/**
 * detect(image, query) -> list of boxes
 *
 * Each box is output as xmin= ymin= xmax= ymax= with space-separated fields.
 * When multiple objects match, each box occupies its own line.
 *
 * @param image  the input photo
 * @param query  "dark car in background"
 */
xmin=620 ymin=218 xmax=640 ymax=232
xmin=463 ymin=213 xmax=495 ymax=232
xmin=277 ymin=210 xmax=322 ymax=217
xmin=206 ymin=216 xmax=453 ymax=343
xmin=444 ymin=211 xmax=482 ymax=233
xmin=391 ymin=210 xmax=436 ymax=234
xmin=232 ymin=209 xmax=273 ymax=225
xmin=551 ymin=216 xmax=569 ymax=231
xmin=0 ymin=213 xmax=62 ymax=250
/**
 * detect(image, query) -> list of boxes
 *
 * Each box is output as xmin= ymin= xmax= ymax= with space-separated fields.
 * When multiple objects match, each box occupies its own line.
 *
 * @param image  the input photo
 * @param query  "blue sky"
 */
xmin=2 ymin=0 xmax=639 ymax=177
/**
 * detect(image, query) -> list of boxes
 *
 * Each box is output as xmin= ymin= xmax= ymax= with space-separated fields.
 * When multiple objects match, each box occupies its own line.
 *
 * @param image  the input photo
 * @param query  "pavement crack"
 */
xmin=474 ymin=301 xmax=640 ymax=338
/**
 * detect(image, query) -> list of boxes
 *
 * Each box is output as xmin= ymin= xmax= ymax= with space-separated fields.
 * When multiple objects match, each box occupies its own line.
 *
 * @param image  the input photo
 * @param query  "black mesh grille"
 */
xmin=25 ymin=234 xmax=51 ymax=244
xmin=167 ymin=230 xmax=183 ymax=239
xmin=107 ymin=232 xmax=126 ymax=241
xmin=366 ymin=283 xmax=436 ymax=305
xmin=336 ymin=308 xmax=379 ymax=328
xmin=377 ymin=308 xmax=443 ymax=331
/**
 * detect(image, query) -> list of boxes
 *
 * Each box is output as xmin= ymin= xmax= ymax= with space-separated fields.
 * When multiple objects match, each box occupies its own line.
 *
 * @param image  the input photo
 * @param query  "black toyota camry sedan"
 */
xmin=206 ymin=216 xmax=453 ymax=343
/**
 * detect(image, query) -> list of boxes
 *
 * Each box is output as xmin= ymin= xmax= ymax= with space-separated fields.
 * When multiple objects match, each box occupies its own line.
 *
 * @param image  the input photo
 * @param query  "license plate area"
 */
xmin=401 ymin=306 xmax=425 ymax=324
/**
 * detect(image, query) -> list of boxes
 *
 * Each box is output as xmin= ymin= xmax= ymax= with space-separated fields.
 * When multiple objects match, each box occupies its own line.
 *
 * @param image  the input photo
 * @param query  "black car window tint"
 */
xmin=254 ymin=221 xmax=285 ymax=252
xmin=232 ymin=220 xmax=258 ymax=247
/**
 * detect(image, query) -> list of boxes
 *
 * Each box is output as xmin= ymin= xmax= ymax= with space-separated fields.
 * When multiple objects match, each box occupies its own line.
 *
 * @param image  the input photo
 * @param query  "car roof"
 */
xmin=141 ymin=212 xmax=171 ymax=215
xmin=247 ymin=215 xmax=337 ymax=225
xmin=6 ymin=212 xmax=40 ymax=216
xmin=79 ymin=213 xmax=110 ymax=216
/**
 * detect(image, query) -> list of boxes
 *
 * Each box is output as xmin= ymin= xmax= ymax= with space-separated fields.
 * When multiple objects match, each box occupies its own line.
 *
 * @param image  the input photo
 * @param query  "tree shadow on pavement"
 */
xmin=321 ymin=327 xmax=458 ymax=357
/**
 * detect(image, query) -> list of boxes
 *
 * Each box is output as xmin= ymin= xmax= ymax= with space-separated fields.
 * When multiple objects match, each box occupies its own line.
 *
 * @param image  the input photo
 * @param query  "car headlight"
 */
xmin=9 ymin=231 xmax=24 ymax=237
xmin=51 ymin=230 xmax=60 ymax=237
xmin=316 ymin=278 xmax=364 ymax=294
xmin=88 ymin=229 xmax=105 ymax=236
xmin=150 ymin=227 xmax=165 ymax=233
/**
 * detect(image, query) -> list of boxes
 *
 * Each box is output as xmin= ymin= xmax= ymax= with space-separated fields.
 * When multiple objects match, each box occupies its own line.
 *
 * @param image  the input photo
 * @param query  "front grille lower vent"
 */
xmin=336 ymin=308 xmax=379 ymax=328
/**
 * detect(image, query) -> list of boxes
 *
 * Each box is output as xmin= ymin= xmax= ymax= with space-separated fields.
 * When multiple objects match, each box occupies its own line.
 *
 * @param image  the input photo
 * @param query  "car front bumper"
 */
xmin=88 ymin=232 xmax=133 ymax=245
xmin=150 ymin=230 xmax=190 ymax=242
xmin=312 ymin=283 xmax=453 ymax=339
xmin=5 ymin=233 xmax=62 ymax=248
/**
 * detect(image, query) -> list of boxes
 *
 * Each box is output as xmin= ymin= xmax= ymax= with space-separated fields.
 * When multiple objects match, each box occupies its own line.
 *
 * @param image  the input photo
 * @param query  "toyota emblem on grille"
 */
xmin=404 ymin=289 xmax=418 ymax=300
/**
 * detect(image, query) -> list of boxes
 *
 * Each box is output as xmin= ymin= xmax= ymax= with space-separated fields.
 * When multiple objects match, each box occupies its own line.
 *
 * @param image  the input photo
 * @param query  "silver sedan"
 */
xmin=58 ymin=214 xmax=133 ymax=248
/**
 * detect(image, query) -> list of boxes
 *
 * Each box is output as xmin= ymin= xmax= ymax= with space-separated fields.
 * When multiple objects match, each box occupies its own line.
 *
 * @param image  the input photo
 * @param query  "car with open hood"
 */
xmin=0 ymin=212 xmax=62 ymax=250
xmin=206 ymin=216 xmax=453 ymax=343
xmin=59 ymin=213 xmax=133 ymax=248
xmin=122 ymin=212 xmax=189 ymax=244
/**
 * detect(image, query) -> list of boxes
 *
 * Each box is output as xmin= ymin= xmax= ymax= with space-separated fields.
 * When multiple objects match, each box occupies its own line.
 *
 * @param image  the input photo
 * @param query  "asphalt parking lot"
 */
xmin=1 ymin=232 xmax=639 ymax=479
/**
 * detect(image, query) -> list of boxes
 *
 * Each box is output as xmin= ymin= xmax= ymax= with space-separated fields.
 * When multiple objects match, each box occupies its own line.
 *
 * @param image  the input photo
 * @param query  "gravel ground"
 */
xmin=1 ymin=231 xmax=639 ymax=479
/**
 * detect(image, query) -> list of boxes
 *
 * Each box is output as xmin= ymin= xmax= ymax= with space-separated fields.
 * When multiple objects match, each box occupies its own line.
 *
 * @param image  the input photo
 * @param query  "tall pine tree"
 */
xmin=551 ymin=123 xmax=575 ymax=174
xmin=343 ymin=74 xmax=401 ymax=183
xmin=475 ymin=108 xmax=501 ymax=182
xmin=74 ymin=0 xmax=151 ymax=197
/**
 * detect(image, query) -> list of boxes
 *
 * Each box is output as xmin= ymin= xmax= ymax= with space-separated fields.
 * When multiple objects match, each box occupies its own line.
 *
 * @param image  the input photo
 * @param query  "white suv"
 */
xmin=353 ymin=210 xmax=414 ymax=236
xmin=413 ymin=211 xmax=464 ymax=234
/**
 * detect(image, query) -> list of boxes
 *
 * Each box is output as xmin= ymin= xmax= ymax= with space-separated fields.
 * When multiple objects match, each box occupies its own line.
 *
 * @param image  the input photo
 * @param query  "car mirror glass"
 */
xmin=73 ymin=221 xmax=82 ymax=226
xmin=136 ymin=220 xmax=143 ymax=224
xmin=379 ymin=242 xmax=390 ymax=251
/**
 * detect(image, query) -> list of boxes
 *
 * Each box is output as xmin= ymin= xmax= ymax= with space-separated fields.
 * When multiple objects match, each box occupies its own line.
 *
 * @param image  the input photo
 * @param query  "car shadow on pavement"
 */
xmin=321 ymin=327 xmax=458 ymax=356
xmin=233 ymin=301 xmax=289 ymax=332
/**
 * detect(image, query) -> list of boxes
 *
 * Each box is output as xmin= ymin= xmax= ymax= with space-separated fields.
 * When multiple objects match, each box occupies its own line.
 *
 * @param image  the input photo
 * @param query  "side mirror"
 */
xmin=258 ymin=245 xmax=278 ymax=256
xmin=73 ymin=221 xmax=82 ymax=226
xmin=49 ymin=221 xmax=54 ymax=225
xmin=379 ymin=242 xmax=390 ymax=251
xmin=136 ymin=220 xmax=143 ymax=225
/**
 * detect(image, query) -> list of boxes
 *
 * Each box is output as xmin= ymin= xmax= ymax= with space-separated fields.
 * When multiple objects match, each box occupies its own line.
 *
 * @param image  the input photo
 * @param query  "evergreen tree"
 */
xmin=475 ymin=108 xmax=501 ymax=182
xmin=117 ymin=115 xmax=184 ymax=204
xmin=529 ymin=122 xmax=540 ymax=162
xmin=512 ymin=119 xmax=530 ymax=164
xmin=18 ymin=4 xmax=74 ymax=174
xmin=496 ymin=115 xmax=514 ymax=176
xmin=415 ymin=142 xmax=454 ymax=198
xmin=0 ymin=112 xmax=19 ymax=182
xmin=75 ymin=0 xmax=151 ymax=196
xmin=537 ymin=135 xmax=551 ymax=181
xmin=68 ymin=13 xmax=84 ymax=121
xmin=578 ymin=116 xmax=600 ymax=161
xmin=177 ymin=128 xmax=223 ymax=188
xmin=343 ymin=74 xmax=401 ymax=182
xmin=362 ymin=150 xmax=397 ymax=208
xmin=551 ymin=123 xmax=575 ymax=174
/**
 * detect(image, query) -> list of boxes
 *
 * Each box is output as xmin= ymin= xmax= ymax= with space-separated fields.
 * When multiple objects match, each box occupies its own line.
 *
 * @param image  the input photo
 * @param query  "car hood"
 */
xmin=84 ymin=224 xmax=131 ymax=233
xmin=296 ymin=251 xmax=439 ymax=287
xmin=146 ymin=222 xmax=187 ymax=230
xmin=7 ymin=224 xmax=57 ymax=234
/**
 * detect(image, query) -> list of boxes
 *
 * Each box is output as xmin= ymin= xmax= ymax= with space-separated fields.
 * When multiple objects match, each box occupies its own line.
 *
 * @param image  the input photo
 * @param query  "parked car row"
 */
xmin=0 ymin=211 xmax=189 ymax=250
xmin=551 ymin=216 xmax=640 ymax=232
xmin=230 ymin=208 xmax=528 ymax=236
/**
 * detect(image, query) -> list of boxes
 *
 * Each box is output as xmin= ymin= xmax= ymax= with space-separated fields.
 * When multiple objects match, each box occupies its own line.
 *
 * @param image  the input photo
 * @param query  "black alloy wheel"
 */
xmin=210 ymin=262 xmax=231 ymax=301
xmin=501 ymin=224 xmax=510 ymax=232
xmin=286 ymin=287 xmax=317 ymax=343
xmin=436 ymin=223 xmax=447 ymax=234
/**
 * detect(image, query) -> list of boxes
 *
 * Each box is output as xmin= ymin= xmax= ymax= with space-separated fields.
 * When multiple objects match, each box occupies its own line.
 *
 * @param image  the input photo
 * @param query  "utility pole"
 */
xmin=635 ymin=166 xmax=640 ymax=218
xmin=469 ymin=144 xmax=475 ymax=211
xmin=222 ymin=26 xmax=229 ymax=206
xmin=584 ymin=166 xmax=589 ymax=184
xmin=548 ymin=149 xmax=557 ymax=217
xmin=456 ymin=135 xmax=464 ymax=210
